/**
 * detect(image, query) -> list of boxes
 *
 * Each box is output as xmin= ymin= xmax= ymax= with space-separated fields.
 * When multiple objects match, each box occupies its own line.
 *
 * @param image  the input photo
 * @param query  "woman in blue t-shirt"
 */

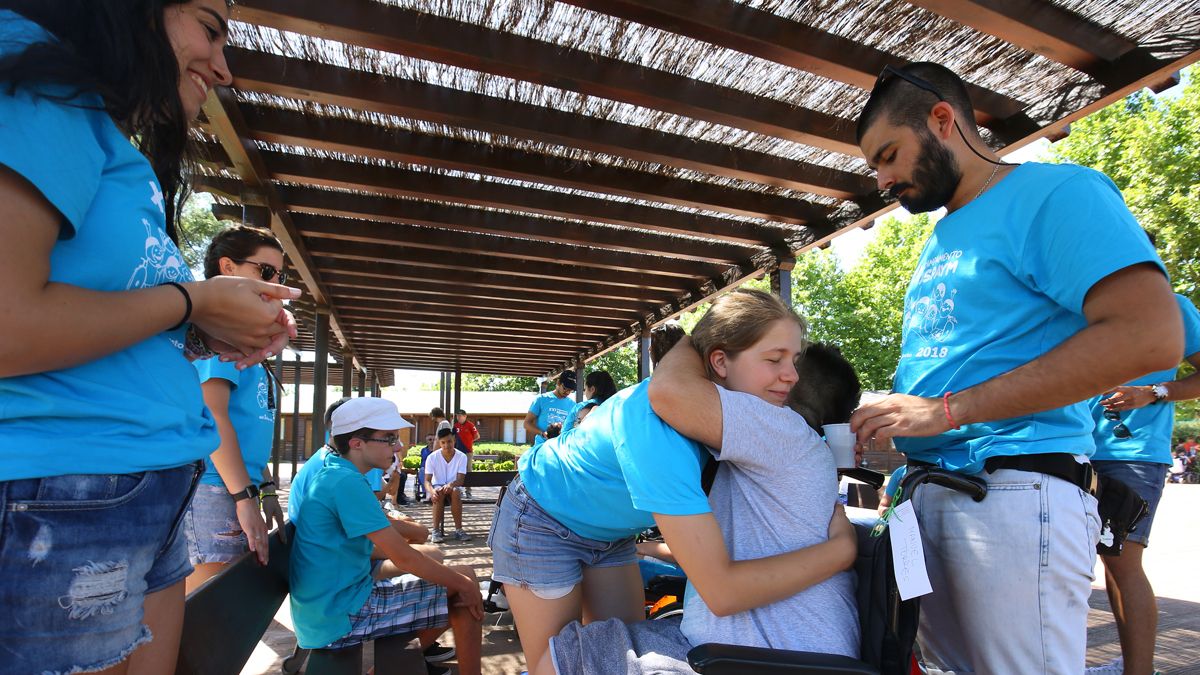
xmin=560 ymin=369 xmax=617 ymax=434
xmin=184 ymin=225 xmax=290 ymax=592
xmin=0 ymin=3 xmax=297 ymax=673
xmin=489 ymin=289 xmax=856 ymax=671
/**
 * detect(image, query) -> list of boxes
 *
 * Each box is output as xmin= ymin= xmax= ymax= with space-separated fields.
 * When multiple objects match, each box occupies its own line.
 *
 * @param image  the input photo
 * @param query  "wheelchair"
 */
xmin=670 ymin=467 xmax=986 ymax=675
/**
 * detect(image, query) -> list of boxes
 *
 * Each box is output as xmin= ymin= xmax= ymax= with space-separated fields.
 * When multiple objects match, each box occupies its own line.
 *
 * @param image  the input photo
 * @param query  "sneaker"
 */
xmin=425 ymin=663 xmax=451 ymax=675
xmin=430 ymin=530 xmax=445 ymax=543
xmin=453 ymin=529 xmax=472 ymax=542
xmin=1084 ymin=658 xmax=1123 ymax=674
xmin=464 ymin=488 xmax=474 ymax=499
xmin=423 ymin=642 xmax=456 ymax=663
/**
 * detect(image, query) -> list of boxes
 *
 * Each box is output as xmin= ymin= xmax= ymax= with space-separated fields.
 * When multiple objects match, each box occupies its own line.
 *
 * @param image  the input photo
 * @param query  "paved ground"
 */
xmin=243 ymin=474 xmax=1200 ymax=674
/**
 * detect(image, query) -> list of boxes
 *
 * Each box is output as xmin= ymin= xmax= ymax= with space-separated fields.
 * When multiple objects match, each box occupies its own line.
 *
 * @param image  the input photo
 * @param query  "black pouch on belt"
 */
xmin=1094 ymin=473 xmax=1149 ymax=556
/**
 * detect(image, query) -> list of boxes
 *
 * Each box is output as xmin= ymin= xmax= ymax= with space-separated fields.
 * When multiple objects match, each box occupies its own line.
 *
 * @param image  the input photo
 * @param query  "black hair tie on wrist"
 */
xmin=165 ymin=282 xmax=192 ymax=331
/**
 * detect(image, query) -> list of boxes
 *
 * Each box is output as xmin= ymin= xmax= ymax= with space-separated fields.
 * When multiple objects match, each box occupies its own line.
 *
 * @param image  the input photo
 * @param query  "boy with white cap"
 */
xmin=288 ymin=397 xmax=482 ymax=673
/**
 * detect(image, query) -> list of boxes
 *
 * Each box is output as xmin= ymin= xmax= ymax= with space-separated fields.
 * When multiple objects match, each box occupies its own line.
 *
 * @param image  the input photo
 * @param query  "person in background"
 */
xmin=1087 ymin=291 xmax=1200 ymax=675
xmin=454 ymin=408 xmax=479 ymax=498
xmin=289 ymin=398 xmax=481 ymax=674
xmin=562 ymin=370 xmax=618 ymax=435
xmin=184 ymin=225 xmax=289 ymax=594
xmin=852 ymin=61 xmax=1180 ymax=673
xmin=425 ymin=428 xmax=471 ymax=543
xmin=413 ymin=433 xmax=437 ymax=502
xmin=0 ymin=3 xmax=298 ymax=672
xmin=524 ymin=371 xmax=577 ymax=448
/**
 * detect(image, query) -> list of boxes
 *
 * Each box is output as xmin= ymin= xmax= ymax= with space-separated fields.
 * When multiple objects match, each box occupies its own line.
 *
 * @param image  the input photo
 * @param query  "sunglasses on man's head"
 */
xmin=231 ymin=257 xmax=288 ymax=285
xmin=874 ymin=65 xmax=948 ymax=103
xmin=1103 ymin=409 xmax=1132 ymax=439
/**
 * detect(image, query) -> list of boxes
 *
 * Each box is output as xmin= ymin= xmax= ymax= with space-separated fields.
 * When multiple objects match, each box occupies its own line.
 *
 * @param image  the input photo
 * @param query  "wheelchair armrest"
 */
xmin=647 ymin=574 xmax=687 ymax=599
xmin=687 ymin=643 xmax=879 ymax=674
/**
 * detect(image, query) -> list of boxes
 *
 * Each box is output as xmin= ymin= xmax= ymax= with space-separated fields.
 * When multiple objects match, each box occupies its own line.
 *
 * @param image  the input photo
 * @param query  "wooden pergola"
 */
xmin=193 ymin=0 xmax=1200 ymax=450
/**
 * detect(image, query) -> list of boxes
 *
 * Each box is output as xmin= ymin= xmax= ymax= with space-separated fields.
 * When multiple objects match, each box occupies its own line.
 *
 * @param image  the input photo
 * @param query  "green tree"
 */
xmin=794 ymin=213 xmax=934 ymax=391
xmin=1051 ymin=68 xmax=1200 ymax=418
xmin=176 ymin=195 xmax=225 ymax=269
xmin=462 ymin=373 xmax=538 ymax=392
xmin=587 ymin=341 xmax=638 ymax=389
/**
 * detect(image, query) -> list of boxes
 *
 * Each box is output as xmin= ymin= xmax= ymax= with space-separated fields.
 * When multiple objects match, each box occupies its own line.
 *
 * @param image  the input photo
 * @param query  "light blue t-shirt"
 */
xmin=892 ymin=163 xmax=1165 ymax=474
xmin=195 ymin=361 xmax=276 ymax=487
xmin=289 ymin=451 xmax=392 ymax=649
xmin=528 ymin=390 xmax=577 ymax=447
xmin=287 ymin=446 xmax=331 ymax=523
xmin=1091 ymin=294 xmax=1200 ymax=464
xmin=560 ymin=397 xmax=598 ymax=435
xmin=519 ymin=379 xmax=710 ymax=541
xmin=365 ymin=468 xmax=384 ymax=492
xmin=0 ymin=12 xmax=217 ymax=480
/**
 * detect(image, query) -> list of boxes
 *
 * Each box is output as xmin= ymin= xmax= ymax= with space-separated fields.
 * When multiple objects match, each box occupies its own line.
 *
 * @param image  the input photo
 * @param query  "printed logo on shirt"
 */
xmin=126 ymin=216 xmax=187 ymax=290
xmin=901 ymin=250 xmax=962 ymax=360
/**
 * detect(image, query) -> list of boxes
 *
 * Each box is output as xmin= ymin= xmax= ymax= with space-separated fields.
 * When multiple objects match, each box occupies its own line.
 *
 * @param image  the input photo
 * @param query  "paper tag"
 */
xmin=888 ymin=500 xmax=933 ymax=601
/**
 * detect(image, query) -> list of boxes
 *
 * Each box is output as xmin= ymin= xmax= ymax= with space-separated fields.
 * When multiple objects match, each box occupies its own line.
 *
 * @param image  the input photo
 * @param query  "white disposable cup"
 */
xmin=823 ymin=423 xmax=857 ymax=469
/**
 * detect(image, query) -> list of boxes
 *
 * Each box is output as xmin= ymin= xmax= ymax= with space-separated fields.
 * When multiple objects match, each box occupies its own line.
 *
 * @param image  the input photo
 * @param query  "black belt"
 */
xmin=984 ymin=453 xmax=1097 ymax=495
xmin=908 ymin=453 xmax=1097 ymax=494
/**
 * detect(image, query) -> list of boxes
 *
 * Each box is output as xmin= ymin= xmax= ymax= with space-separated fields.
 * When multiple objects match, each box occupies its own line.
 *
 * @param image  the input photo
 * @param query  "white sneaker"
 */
xmin=430 ymin=530 xmax=445 ymax=543
xmin=454 ymin=529 xmax=472 ymax=542
xmin=1084 ymin=657 xmax=1123 ymax=674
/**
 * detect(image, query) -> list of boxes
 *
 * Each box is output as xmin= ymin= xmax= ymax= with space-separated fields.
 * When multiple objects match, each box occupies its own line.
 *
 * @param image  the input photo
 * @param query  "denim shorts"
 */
xmin=0 ymin=462 xmax=202 ymax=674
xmin=184 ymin=483 xmax=249 ymax=565
xmin=1091 ymin=460 xmax=1169 ymax=546
xmin=488 ymin=475 xmax=637 ymax=596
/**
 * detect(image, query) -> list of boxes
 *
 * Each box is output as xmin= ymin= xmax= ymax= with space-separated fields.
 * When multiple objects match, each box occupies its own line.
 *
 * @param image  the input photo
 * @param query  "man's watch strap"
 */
xmin=230 ymin=483 xmax=261 ymax=502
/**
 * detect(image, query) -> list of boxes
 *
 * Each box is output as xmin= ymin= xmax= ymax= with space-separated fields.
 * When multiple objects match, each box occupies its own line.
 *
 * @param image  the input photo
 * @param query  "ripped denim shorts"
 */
xmin=184 ymin=483 xmax=251 ymax=565
xmin=0 ymin=462 xmax=202 ymax=674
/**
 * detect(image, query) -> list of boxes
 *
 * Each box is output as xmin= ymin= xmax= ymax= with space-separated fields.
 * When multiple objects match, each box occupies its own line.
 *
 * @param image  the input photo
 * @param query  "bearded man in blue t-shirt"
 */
xmin=851 ymin=62 xmax=1182 ymax=674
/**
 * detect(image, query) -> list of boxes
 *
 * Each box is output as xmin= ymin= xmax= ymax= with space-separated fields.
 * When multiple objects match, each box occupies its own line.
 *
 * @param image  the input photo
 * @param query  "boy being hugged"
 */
xmin=289 ymin=398 xmax=482 ymax=672
xmin=425 ymin=428 xmax=471 ymax=543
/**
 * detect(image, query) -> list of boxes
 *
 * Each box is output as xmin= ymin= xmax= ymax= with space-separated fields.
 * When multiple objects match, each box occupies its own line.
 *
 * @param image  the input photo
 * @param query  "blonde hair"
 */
xmin=691 ymin=288 xmax=807 ymax=379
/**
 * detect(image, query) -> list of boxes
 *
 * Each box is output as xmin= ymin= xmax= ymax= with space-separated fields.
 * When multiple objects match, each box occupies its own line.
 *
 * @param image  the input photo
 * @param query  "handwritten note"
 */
xmin=888 ymin=500 xmax=932 ymax=601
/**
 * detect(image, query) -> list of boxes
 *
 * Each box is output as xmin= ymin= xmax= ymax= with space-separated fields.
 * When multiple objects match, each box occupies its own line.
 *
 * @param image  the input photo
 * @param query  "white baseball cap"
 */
xmin=330 ymin=397 xmax=413 ymax=436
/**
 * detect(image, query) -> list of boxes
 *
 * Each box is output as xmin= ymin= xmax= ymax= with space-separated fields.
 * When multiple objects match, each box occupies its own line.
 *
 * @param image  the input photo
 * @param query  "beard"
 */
xmin=890 ymin=129 xmax=962 ymax=213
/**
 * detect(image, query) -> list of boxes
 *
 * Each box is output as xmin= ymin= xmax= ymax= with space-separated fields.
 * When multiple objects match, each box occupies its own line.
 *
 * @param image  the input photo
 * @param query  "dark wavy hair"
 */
xmin=0 ymin=0 xmax=231 ymax=242
xmin=203 ymin=224 xmax=282 ymax=279
xmin=583 ymin=370 xmax=617 ymax=404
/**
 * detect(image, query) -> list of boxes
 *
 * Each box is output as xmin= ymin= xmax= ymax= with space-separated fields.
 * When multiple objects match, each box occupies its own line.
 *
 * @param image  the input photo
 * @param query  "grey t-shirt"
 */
xmin=678 ymin=385 xmax=860 ymax=657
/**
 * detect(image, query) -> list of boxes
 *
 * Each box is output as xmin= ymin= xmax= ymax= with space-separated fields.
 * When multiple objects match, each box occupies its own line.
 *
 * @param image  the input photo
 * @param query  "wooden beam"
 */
xmin=355 ymin=347 xmax=556 ymax=369
xmin=907 ymin=0 xmax=1159 ymax=89
xmin=232 ymin=0 xmax=861 ymax=155
xmin=339 ymin=306 xmax=616 ymax=339
xmin=266 ymin=155 xmax=763 ymax=263
xmin=312 ymin=256 xmax=680 ymax=306
xmin=290 ymin=211 xmax=727 ymax=280
xmin=327 ymin=285 xmax=641 ymax=324
xmin=334 ymin=299 xmax=629 ymax=334
xmin=322 ymin=272 xmax=656 ymax=314
xmin=306 ymin=240 xmax=697 ymax=295
xmin=348 ymin=336 xmax=579 ymax=358
xmin=339 ymin=313 xmax=597 ymax=345
xmin=200 ymin=87 xmax=364 ymax=371
xmin=346 ymin=333 xmax=582 ymax=357
xmin=238 ymin=103 xmax=827 ymax=227
xmin=562 ymin=0 xmax=1033 ymax=133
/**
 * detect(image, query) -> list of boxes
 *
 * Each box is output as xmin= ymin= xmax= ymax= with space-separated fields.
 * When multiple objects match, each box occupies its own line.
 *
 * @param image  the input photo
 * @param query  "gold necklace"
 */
xmin=975 ymin=162 xmax=1001 ymax=200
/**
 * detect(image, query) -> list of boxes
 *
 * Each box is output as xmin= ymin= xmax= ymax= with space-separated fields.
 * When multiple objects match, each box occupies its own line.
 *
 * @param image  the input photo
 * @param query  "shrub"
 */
xmin=1173 ymin=418 xmax=1200 ymax=445
xmin=494 ymin=460 xmax=515 ymax=472
xmin=496 ymin=450 xmax=516 ymax=464
xmin=402 ymin=456 xmax=420 ymax=470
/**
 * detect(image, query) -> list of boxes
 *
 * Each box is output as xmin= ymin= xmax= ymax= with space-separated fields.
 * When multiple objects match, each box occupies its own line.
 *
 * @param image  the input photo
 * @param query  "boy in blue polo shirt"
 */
xmin=289 ymin=397 xmax=482 ymax=673
xmin=524 ymin=372 xmax=577 ymax=448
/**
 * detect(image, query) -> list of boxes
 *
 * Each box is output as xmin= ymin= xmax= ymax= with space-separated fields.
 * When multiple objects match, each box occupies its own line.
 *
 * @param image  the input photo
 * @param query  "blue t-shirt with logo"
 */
xmin=0 ymin=11 xmax=217 ymax=480
xmin=528 ymin=390 xmax=577 ymax=447
xmin=519 ymin=379 xmax=710 ymax=541
xmin=1091 ymin=294 xmax=1200 ymax=464
xmin=289 ymin=451 xmax=393 ymax=649
xmin=892 ymin=162 xmax=1165 ymax=474
xmin=195 ymin=361 xmax=276 ymax=487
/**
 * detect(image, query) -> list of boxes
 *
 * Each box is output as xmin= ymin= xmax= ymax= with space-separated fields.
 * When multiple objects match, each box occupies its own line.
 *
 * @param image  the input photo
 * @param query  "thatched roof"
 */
xmin=195 ymin=0 xmax=1200 ymax=378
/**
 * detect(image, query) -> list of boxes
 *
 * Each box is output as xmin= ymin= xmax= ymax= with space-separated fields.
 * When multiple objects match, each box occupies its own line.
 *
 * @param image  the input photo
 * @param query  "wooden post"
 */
xmin=311 ymin=310 xmax=330 ymax=457
xmin=638 ymin=325 xmax=652 ymax=380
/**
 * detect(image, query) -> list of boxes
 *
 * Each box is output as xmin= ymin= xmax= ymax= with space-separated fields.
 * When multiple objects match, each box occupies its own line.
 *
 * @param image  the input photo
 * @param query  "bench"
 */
xmin=176 ymin=524 xmax=422 ymax=675
xmin=462 ymin=470 xmax=517 ymax=488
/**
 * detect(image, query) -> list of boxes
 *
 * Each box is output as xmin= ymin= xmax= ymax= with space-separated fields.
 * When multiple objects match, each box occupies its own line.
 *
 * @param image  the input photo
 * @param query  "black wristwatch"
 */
xmin=230 ymin=483 xmax=261 ymax=502
xmin=258 ymin=480 xmax=277 ymax=491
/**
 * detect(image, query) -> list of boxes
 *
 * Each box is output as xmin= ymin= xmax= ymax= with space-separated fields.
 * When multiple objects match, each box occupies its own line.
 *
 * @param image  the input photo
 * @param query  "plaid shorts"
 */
xmin=324 ymin=573 xmax=449 ymax=649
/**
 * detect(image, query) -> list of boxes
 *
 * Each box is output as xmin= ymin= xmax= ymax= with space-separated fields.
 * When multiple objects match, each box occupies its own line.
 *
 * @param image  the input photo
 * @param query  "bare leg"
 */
xmin=504 ymin=582 xmax=583 ymax=672
xmin=374 ymin=547 xmax=445 ymax=579
xmin=447 ymin=565 xmax=483 ymax=675
xmin=580 ymin=563 xmax=644 ymax=624
xmin=532 ymin=647 xmax=557 ymax=675
xmin=126 ymin=581 xmax=186 ymax=675
xmin=451 ymin=490 xmax=464 ymax=530
xmin=184 ymin=562 xmax=226 ymax=595
xmin=431 ymin=494 xmax=444 ymax=533
xmin=1102 ymin=544 xmax=1157 ymax=675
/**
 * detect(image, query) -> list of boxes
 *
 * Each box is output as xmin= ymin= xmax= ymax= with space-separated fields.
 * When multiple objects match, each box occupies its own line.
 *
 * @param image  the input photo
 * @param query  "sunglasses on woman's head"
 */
xmin=231 ymin=258 xmax=288 ymax=284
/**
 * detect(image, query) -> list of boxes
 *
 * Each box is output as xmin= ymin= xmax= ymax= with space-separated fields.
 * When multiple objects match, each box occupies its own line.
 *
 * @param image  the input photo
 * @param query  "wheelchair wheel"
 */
xmin=281 ymin=646 xmax=309 ymax=674
xmin=648 ymin=599 xmax=683 ymax=621
xmin=1184 ymin=472 xmax=1200 ymax=484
